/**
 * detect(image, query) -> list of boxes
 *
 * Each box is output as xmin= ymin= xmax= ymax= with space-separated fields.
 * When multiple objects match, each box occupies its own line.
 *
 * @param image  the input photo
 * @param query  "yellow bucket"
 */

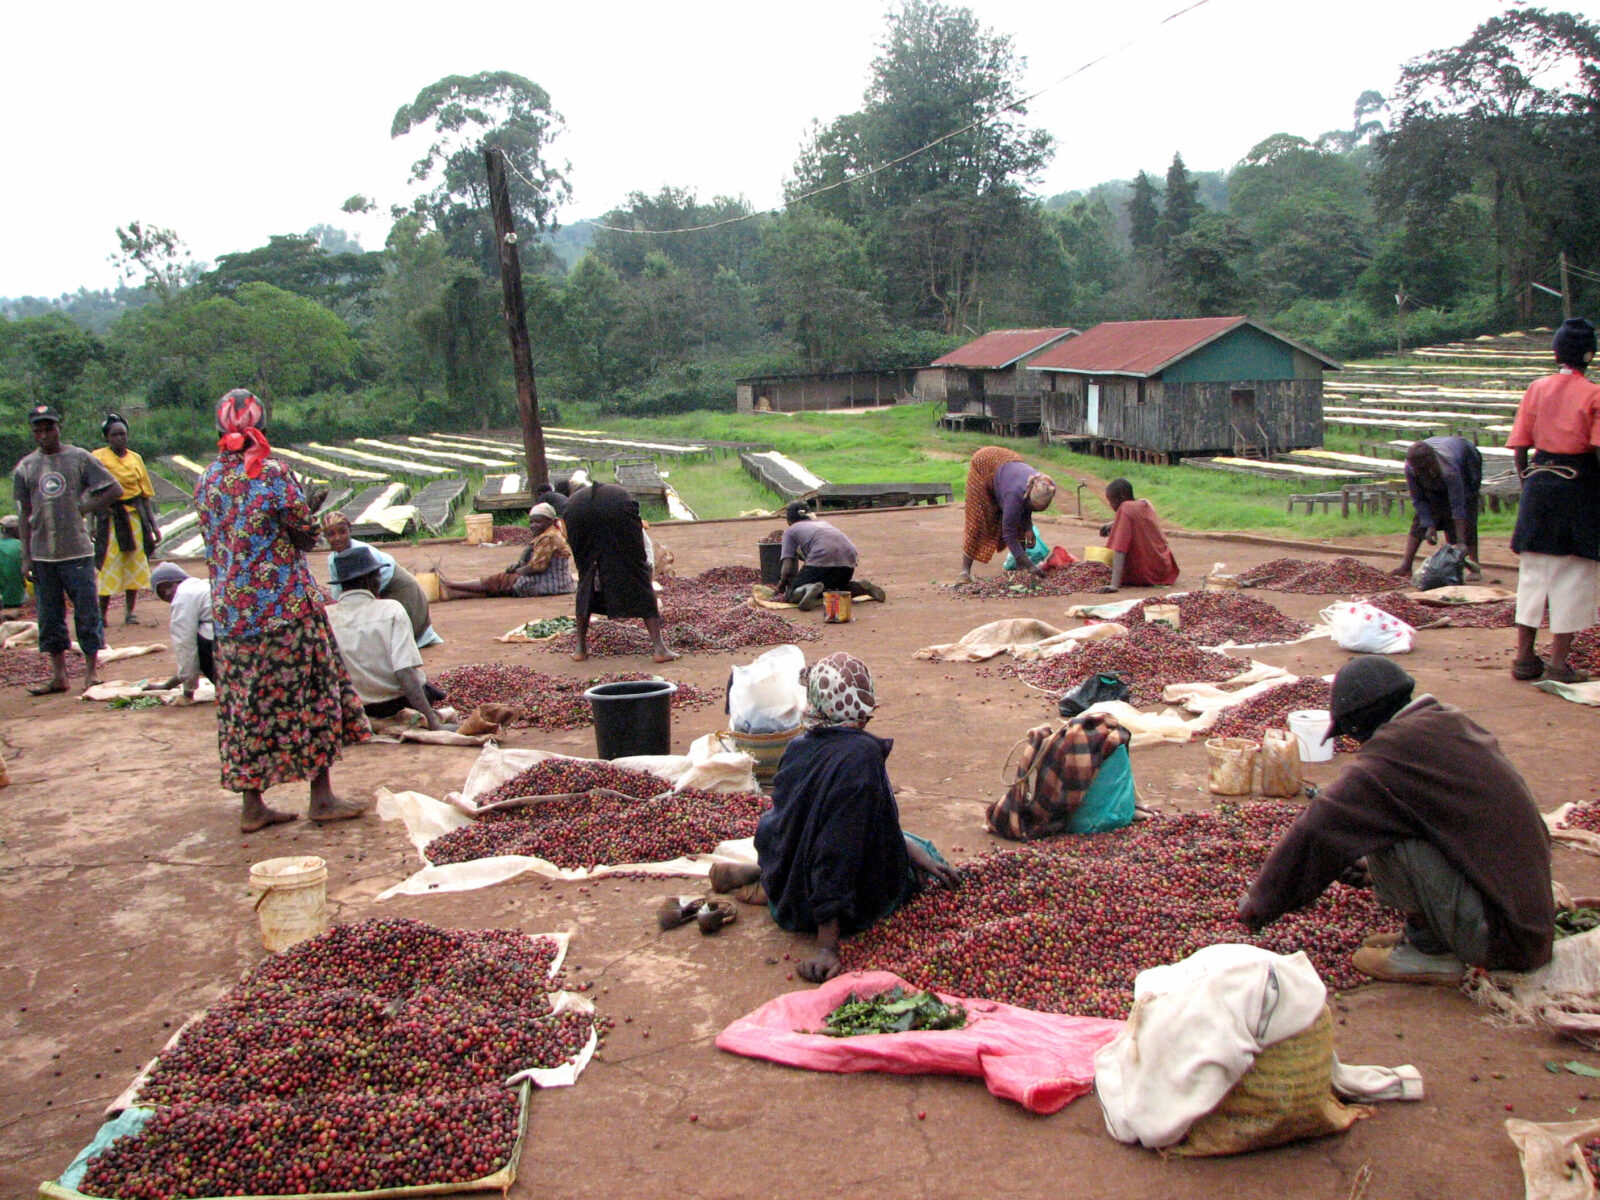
xmin=464 ymin=513 xmax=494 ymax=545
xmin=415 ymin=571 xmax=442 ymax=603
xmin=1085 ymin=545 xmax=1115 ymax=566
xmin=823 ymin=590 xmax=853 ymax=623
xmin=249 ymin=855 xmax=328 ymax=952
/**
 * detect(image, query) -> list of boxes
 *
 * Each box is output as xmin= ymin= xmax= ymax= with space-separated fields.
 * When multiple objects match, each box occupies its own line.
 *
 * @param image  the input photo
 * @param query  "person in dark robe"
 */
xmin=710 ymin=652 xmax=961 ymax=982
xmin=562 ymin=481 xmax=677 ymax=662
xmin=1393 ymin=436 xmax=1483 ymax=580
xmin=1238 ymin=656 xmax=1553 ymax=984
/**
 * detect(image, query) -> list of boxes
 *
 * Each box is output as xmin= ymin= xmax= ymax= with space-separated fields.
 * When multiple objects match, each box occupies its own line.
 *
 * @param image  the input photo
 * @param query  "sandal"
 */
xmin=656 ymin=896 xmax=705 ymax=931
xmin=1545 ymin=662 xmax=1592 ymax=685
xmin=1511 ymin=657 xmax=1545 ymax=682
xmin=697 ymin=900 xmax=738 ymax=935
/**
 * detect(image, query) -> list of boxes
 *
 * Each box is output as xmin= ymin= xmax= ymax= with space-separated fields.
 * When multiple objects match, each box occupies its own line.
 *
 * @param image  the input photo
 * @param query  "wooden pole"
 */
xmin=484 ymin=148 xmax=548 ymax=489
xmin=1560 ymin=250 xmax=1573 ymax=321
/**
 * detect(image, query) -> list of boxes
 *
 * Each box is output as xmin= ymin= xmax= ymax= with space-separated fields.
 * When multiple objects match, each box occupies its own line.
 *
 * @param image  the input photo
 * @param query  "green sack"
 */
xmin=1066 ymin=743 xmax=1135 ymax=835
xmin=1003 ymin=535 xmax=1052 ymax=571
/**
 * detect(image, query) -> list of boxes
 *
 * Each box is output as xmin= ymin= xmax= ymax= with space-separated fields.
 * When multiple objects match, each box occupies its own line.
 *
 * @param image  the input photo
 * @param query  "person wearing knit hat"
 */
xmin=777 ymin=500 xmax=887 ymax=611
xmin=437 ymin=503 xmax=575 ymax=599
xmin=1240 ymin=655 xmax=1554 ymax=985
xmin=1504 ymin=317 xmax=1600 ymax=683
xmin=147 ymin=561 xmax=215 ymax=700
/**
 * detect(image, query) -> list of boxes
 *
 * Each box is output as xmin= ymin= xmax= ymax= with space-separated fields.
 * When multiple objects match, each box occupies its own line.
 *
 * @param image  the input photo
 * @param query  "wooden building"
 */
xmin=735 ymin=369 xmax=916 ymax=414
xmin=1028 ymin=317 xmax=1340 ymax=462
xmin=915 ymin=327 xmax=1078 ymax=436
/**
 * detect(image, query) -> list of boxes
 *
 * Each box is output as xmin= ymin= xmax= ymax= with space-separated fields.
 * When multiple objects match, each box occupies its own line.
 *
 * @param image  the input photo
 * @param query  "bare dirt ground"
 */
xmin=4 ymin=503 xmax=1599 ymax=1200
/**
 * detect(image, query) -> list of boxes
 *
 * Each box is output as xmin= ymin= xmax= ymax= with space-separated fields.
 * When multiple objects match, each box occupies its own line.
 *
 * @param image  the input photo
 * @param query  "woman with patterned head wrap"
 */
xmin=195 ymin=388 xmax=372 ymax=832
xmin=91 ymin=412 xmax=162 ymax=625
xmin=712 ymin=652 xmax=961 ymax=983
xmin=957 ymin=445 xmax=1057 ymax=583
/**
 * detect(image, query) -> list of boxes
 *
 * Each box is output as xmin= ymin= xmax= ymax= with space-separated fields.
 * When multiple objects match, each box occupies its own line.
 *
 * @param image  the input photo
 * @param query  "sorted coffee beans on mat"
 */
xmin=1007 ymin=623 xmax=1244 ymax=708
xmin=1127 ymin=592 xmax=1311 ymax=646
xmin=1236 ymin=556 xmax=1397 ymax=594
xmin=433 ymin=663 xmax=713 ymax=730
xmin=1364 ymin=591 xmax=1516 ymax=629
xmin=0 ymin=647 xmax=85 ymax=689
xmin=840 ymin=802 xmax=1383 ymax=1019
xmin=1569 ymin=626 xmax=1600 ymax=674
xmin=472 ymin=759 xmax=671 ymax=808
xmin=954 ymin=562 xmax=1112 ymax=599
xmin=492 ymin=525 xmax=536 ymax=545
xmin=1207 ymin=678 xmax=1355 ymax=753
xmin=79 ymin=918 xmax=594 ymax=1199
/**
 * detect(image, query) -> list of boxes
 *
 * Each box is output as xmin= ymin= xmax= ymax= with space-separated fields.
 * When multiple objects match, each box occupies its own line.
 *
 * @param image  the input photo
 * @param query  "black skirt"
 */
xmin=1511 ymin=451 xmax=1600 ymax=561
xmin=565 ymin=483 xmax=659 ymax=620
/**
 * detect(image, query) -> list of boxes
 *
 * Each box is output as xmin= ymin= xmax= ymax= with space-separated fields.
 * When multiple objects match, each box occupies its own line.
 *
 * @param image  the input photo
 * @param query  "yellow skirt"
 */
xmin=98 ymin=512 xmax=152 ymax=595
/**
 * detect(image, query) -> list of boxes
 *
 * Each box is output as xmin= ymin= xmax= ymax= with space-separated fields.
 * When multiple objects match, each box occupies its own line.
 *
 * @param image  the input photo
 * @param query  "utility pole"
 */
xmin=484 ymin=148 xmax=549 ymax=489
xmin=1560 ymin=251 xmax=1573 ymax=321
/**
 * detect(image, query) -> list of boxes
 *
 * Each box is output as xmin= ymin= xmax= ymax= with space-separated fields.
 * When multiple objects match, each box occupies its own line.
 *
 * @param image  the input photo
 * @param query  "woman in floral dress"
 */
xmin=195 ymin=388 xmax=371 ymax=832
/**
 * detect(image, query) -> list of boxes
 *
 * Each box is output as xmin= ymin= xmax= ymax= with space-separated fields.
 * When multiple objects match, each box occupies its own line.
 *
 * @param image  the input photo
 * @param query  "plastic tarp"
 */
xmin=715 ymin=970 xmax=1123 ymax=1114
xmin=375 ymin=744 xmax=760 ymax=898
xmin=81 ymin=677 xmax=217 ymax=705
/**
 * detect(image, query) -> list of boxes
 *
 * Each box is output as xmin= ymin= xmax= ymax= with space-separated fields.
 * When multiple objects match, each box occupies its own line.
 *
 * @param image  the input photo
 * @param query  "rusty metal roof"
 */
xmin=931 ymin=327 xmax=1078 ymax=370
xmin=1028 ymin=317 xmax=1341 ymax=376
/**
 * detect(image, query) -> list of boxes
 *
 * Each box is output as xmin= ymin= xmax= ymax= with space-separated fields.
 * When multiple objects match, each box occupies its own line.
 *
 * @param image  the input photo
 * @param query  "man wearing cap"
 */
xmin=777 ymin=501 xmax=887 ymax=612
xmin=1238 ymin=656 xmax=1553 ymax=983
xmin=147 ymin=561 xmax=215 ymax=701
xmin=437 ymin=503 xmax=575 ymax=599
xmin=326 ymin=545 xmax=454 ymax=730
xmin=0 ymin=514 xmax=26 ymax=610
xmin=11 ymin=405 xmax=122 ymax=694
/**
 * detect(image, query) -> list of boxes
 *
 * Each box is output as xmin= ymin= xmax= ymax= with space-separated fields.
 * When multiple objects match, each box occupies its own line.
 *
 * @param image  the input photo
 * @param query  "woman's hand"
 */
xmin=907 ymin=839 xmax=963 ymax=890
xmin=797 ymin=948 xmax=842 ymax=983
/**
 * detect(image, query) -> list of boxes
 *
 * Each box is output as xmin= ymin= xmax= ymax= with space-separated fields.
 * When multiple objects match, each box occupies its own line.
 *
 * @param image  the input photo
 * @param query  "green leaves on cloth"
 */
xmin=814 ymin=986 xmax=966 ymax=1037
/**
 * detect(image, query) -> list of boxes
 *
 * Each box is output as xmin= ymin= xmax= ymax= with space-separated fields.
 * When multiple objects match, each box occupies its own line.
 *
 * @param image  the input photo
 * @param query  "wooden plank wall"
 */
xmin=1040 ymin=376 xmax=1323 ymax=454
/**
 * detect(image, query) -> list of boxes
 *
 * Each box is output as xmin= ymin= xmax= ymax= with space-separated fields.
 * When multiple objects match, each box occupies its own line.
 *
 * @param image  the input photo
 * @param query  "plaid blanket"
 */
xmin=986 ymin=713 xmax=1130 ymax=841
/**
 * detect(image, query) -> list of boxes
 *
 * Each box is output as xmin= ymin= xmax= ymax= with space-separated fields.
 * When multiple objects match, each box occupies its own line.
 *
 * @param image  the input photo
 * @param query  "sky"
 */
xmin=4 ymin=0 xmax=1593 ymax=297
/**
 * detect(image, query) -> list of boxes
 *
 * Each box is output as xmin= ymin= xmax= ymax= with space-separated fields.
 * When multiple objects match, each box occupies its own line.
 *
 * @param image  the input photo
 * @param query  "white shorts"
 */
xmin=1516 ymin=552 xmax=1600 ymax=634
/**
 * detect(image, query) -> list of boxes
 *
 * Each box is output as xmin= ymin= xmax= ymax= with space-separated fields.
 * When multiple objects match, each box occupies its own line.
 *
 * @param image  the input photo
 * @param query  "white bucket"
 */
xmin=249 ymin=855 xmax=328 ymax=952
xmin=463 ymin=513 xmax=494 ymax=545
xmin=1287 ymin=710 xmax=1334 ymax=763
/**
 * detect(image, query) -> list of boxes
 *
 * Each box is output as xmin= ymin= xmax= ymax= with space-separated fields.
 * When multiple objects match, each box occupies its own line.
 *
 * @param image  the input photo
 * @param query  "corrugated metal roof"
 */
xmin=1028 ymin=317 xmax=1341 ymax=376
xmin=931 ymin=327 xmax=1078 ymax=370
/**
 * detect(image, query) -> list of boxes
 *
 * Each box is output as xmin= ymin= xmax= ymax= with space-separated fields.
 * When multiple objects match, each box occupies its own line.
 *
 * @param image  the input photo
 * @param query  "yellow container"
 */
xmin=415 ymin=570 xmax=442 ymax=603
xmin=1258 ymin=729 xmax=1303 ymax=797
xmin=823 ymin=590 xmax=853 ymax=623
xmin=725 ymin=725 xmax=804 ymax=784
xmin=1085 ymin=545 xmax=1115 ymax=566
xmin=1205 ymin=737 xmax=1259 ymax=796
xmin=249 ymin=855 xmax=328 ymax=952
xmin=464 ymin=513 xmax=494 ymax=545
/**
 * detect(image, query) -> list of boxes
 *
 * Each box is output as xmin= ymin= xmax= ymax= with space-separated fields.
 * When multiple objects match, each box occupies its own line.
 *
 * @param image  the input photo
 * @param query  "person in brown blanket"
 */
xmin=1239 ymin=656 xmax=1553 ymax=984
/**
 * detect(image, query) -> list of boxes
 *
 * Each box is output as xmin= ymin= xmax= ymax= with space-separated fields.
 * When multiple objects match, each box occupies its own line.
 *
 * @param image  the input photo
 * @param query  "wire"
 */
xmin=581 ymin=0 xmax=1215 ymax=236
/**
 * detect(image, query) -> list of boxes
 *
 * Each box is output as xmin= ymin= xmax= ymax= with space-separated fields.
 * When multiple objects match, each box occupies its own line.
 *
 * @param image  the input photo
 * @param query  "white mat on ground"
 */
xmin=375 ymin=742 xmax=760 ymax=898
xmin=914 ymin=619 xmax=1127 ymax=662
xmin=81 ymin=677 xmax=217 ymax=704
xmin=1536 ymin=679 xmax=1600 ymax=707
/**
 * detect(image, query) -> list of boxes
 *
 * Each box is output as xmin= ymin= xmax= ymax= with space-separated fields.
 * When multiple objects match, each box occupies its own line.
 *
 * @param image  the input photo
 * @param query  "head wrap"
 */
xmin=0 ymin=514 xmax=20 ymax=534
xmin=150 ymin=562 xmax=190 ymax=591
xmin=320 ymin=509 xmax=350 ymax=531
xmin=102 ymin=412 xmax=128 ymax=438
xmin=529 ymin=502 xmax=558 ymax=522
xmin=800 ymin=652 xmax=877 ymax=727
xmin=216 ymin=388 xmax=271 ymax=478
xmin=1553 ymin=319 xmax=1597 ymax=369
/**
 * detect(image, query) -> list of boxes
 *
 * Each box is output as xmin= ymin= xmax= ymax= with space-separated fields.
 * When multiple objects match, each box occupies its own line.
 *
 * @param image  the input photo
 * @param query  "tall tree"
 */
xmin=759 ymin=212 xmax=886 ymax=370
xmin=109 ymin=221 xmax=193 ymax=302
xmin=1157 ymin=153 xmax=1201 ymax=251
xmin=1125 ymin=171 xmax=1161 ymax=254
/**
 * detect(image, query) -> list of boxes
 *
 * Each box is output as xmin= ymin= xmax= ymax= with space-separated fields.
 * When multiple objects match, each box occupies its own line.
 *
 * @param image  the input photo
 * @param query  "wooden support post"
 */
xmin=484 ymin=148 xmax=549 ymax=489
xmin=1561 ymin=251 xmax=1573 ymax=321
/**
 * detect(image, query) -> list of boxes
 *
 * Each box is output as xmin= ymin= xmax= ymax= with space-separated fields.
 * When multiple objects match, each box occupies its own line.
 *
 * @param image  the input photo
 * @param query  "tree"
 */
xmin=1165 ymin=214 xmax=1253 ymax=315
xmin=1157 ymin=153 xmax=1201 ymax=251
xmin=413 ymin=270 xmax=506 ymax=426
xmin=759 ymin=212 xmax=886 ymax=370
xmin=555 ymin=254 xmax=631 ymax=402
xmin=1375 ymin=8 xmax=1600 ymax=319
xmin=110 ymin=221 xmax=193 ymax=301
xmin=202 ymin=235 xmax=385 ymax=321
xmin=391 ymin=71 xmax=571 ymax=266
xmin=1126 ymin=171 xmax=1161 ymax=254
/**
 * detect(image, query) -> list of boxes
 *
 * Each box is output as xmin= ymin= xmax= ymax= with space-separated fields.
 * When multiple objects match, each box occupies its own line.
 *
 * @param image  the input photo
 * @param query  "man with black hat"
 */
xmin=777 ymin=501 xmax=887 ymax=611
xmin=11 ymin=404 xmax=122 ymax=694
xmin=326 ymin=544 xmax=454 ymax=730
xmin=1238 ymin=656 xmax=1553 ymax=983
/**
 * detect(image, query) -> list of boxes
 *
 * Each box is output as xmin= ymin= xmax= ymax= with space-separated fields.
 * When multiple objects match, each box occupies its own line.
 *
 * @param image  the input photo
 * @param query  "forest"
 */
xmin=3 ymin=2 xmax=1599 ymax=466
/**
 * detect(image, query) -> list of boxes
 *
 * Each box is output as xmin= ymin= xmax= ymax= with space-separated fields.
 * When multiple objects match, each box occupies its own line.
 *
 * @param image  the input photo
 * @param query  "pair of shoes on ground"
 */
xmin=656 ymin=896 xmax=738 ymax=935
xmin=1353 ymin=929 xmax=1465 ymax=985
xmin=1513 ymin=657 xmax=1591 ymax=684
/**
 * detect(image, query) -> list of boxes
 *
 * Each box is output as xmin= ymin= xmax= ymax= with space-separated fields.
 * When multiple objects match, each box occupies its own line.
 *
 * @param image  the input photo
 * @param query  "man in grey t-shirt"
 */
xmin=777 ymin=501 xmax=887 ymax=611
xmin=12 ymin=404 xmax=121 ymax=694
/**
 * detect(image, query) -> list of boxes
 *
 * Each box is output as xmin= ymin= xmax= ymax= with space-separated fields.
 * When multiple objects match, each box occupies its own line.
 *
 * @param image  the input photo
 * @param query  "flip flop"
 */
xmin=26 ymin=681 xmax=68 ymax=696
xmin=697 ymin=901 xmax=738 ymax=935
xmin=656 ymin=896 xmax=705 ymax=931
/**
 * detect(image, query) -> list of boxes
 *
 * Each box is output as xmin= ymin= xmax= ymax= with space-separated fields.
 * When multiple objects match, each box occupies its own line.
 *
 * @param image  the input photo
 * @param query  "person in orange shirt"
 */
xmin=1506 ymin=318 xmax=1600 ymax=684
xmin=1095 ymin=479 xmax=1179 ymax=592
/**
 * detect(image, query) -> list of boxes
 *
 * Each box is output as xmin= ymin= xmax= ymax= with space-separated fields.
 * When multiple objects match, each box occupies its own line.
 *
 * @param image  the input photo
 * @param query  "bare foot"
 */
xmin=123 ymin=613 xmax=142 ymax=626
xmin=28 ymin=679 xmax=68 ymax=696
xmin=241 ymin=807 xmax=298 ymax=833
xmin=79 ymin=677 xmax=100 ymax=695
xmin=308 ymin=797 xmax=371 ymax=824
xmin=571 ymin=651 xmax=589 ymax=662
xmin=652 ymin=649 xmax=681 ymax=663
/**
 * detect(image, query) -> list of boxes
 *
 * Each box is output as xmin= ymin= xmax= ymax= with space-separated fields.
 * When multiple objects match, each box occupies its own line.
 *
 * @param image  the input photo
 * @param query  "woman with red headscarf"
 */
xmin=195 ymin=388 xmax=372 ymax=832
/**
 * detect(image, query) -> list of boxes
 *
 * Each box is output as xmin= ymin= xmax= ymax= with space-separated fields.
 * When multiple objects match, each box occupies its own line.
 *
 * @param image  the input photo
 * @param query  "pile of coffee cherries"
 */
xmin=1007 ymin=623 xmax=1245 ymax=708
xmin=953 ymin=561 xmax=1112 ymax=598
xmin=1125 ymin=591 xmax=1311 ymax=646
xmin=1237 ymin=556 xmax=1397 ymax=593
xmin=432 ymin=663 xmax=713 ymax=730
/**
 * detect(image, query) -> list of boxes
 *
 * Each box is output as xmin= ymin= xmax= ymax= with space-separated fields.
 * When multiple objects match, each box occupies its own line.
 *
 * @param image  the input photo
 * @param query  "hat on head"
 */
xmin=150 ymin=562 xmax=190 ymax=590
xmin=785 ymin=500 xmax=813 ymax=524
xmin=1553 ymin=318 xmax=1597 ymax=367
xmin=330 ymin=545 xmax=385 ymax=585
xmin=28 ymin=404 xmax=61 ymax=425
xmin=529 ymin=502 xmax=558 ymax=522
xmin=1326 ymin=655 xmax=1414 ymax=742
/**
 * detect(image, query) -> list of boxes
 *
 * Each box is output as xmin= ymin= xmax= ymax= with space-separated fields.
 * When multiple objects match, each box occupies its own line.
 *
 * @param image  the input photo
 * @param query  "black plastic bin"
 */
xmin=585 ymin=678 xmax=678 ymax=759
xmin=758 ymin=541 xmax=783 ymax=587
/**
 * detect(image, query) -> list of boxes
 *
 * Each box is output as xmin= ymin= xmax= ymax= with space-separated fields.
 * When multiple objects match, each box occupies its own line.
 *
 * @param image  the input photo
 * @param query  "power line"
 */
xmin=581 ymin=0 xmax=1215 ymax=236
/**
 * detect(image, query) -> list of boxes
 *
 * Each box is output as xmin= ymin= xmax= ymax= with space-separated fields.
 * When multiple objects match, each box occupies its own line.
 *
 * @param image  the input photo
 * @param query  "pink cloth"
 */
xmin=715 ymin=970 xmax=1123 ymax=1114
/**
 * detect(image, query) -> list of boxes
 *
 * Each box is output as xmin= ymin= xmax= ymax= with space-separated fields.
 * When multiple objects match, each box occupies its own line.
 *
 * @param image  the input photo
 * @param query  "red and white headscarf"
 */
xmin=801 ymin=652 xmax=877 ymax=727
xmin=216 ymin=388 xmax=271 ymax=478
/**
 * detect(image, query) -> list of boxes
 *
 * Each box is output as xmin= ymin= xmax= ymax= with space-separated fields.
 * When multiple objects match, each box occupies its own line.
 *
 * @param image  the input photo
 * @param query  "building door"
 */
xmin=1086 ymin=383 xmax=1101 ymax=435
xmin=1231 ymin=388 xmax=1258 ymax=454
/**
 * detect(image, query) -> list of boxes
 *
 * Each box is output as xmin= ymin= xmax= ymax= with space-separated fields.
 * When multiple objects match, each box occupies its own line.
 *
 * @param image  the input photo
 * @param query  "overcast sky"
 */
xmin=3 ymin=0 xmax=1589 ymax=297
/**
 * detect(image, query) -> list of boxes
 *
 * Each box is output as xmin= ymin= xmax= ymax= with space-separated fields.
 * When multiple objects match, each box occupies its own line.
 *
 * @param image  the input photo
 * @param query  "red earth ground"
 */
xmin=3 ymin=503 xmax=1597 ymax=1200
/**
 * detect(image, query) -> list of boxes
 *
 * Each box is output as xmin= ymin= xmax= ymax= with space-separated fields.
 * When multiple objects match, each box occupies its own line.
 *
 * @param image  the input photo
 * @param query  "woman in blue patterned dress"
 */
xmin=195 ymin=389 xmax=371 ymax=832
